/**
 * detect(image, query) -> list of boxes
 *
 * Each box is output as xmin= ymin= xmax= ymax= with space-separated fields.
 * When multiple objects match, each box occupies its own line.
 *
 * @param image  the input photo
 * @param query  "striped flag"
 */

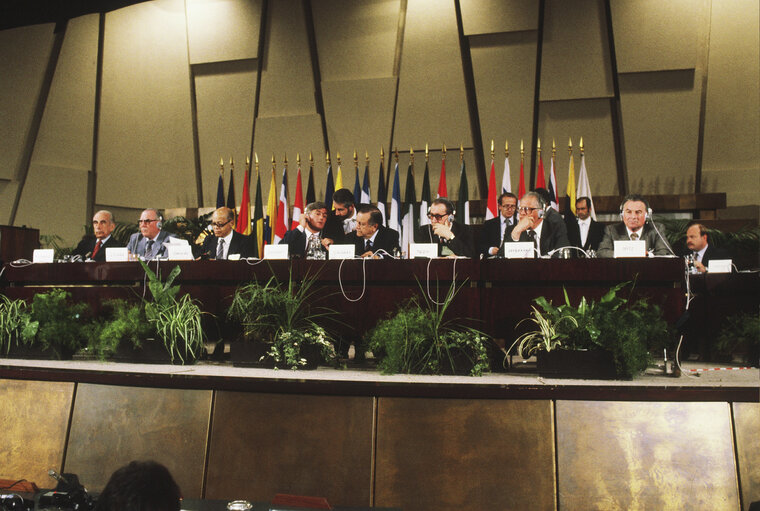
xmin=274 ymin=167 xmax=288 ymax=243
xmin=485 ymin=158 xmax=497 ymax=220
xmin=501 ymin=152 xmax=511 ymax=194
xmin=577 ymin=151 xmax=596 ymax=220
xmin=518 ymin=156 xmax=526 ymax=198
xmin=388 ymin=162 xmax=401 ymax=237
xmin=253 ymin=168 xmax=264 ymax=257
xmin=419 ymin=160 xmax=431 ymax=226
xmin=567 ymin=143 xmax=576 ymax=215
xmin=547 ymin=152 xmax=559 ymax=211
xmin=361 ymin=161 xmax=371 ymax=205
xmin=437 ymin=155 xmax=447 ymax=198
xmin=535 ymin=153 xmax=546 ymax=190
xmin=235 ymin=161 xmax=251 ymax=234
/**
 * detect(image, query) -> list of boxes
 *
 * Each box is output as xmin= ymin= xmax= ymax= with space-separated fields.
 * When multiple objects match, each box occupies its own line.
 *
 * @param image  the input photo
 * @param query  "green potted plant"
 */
xmin=364 ymin=281 xmax=491 ymax=376
xmin=2 ymin=289 xmax=91 ymax=360
xmin=227 ymin=271 xmax=337 ymax=369
xmin=509 ymin=282 xmax=671 ymax=379
xmin=0 ymin=295 xmax=39 ymax=356
xmin=87 ymin=299 xmax=154 ymax=361
xmin=713 ymin=313 xmax=759 ymax=364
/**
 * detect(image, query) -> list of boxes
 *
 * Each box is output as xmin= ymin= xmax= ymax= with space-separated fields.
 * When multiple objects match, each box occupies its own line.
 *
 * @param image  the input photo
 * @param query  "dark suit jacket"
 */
xmin=200 ymin=230 xmax=254 ymax=259
xmin=323 ymin=211 xmax=356 ymax=244
xmin=504 ymin=214 xmax=571 ymax=257
xmin=280 ymin=228 xmax=327 ymax=259
xmin=126 ymin=230 xmax=176 ymax=259
xmin=347 ymin=226 xmax=400 ymax=257
xmin=72 ymin=235 xmax=123 ymax=262
xmin=478 ymin=216 xmax=515 ymax=257
xmin=597 ymin=223 xmax=671 ymax=257
xmin=681 ymin=244 xmax=731 ymax=267
xmin=567 ymin=218 xmax=606 ymax=252
xmin=414 ymin=221 xmax=475 ymax=258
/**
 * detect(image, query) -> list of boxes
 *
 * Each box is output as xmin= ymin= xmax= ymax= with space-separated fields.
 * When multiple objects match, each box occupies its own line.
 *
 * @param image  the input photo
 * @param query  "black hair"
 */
xmin=95 ymin=460 xmax=181 ymax=511
xmin=332 ymin=188 xmax=355 ymax=207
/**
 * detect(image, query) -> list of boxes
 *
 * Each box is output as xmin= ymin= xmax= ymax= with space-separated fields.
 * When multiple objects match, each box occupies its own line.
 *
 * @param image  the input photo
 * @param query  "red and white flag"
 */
xmin=292 ymin=165 xmax=303 ymax=230
xmin=274 ymin=167 xmax=289 ymax=243
xmin=485 ymin=158 xmax=497 ymax=220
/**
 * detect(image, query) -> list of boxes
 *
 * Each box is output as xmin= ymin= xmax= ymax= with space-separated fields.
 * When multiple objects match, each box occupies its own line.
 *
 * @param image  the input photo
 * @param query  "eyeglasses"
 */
xmin=428 ymin=213 xmax=448 ymax=221
xmin=138 ymin=219 xmax=158 ymax=225
xmin=518 ymin=207 xmax=539 ymax=214
xmin=211 ymin=220 xmax=232 ymax=228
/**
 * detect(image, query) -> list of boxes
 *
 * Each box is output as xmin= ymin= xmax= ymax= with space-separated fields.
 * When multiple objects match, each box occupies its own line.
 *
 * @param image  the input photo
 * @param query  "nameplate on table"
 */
xmin=707 ymin=259 xmax=732 ymax=273
xmin=32 ymin=249 xmax=54 ymax=263
xmin=410 ymin=243 xmax=438 ymax=259
xmin=613 ymin=240 xmax=646 ymax=258
xmin=264 ymin=245 xmax=289 ymax=259
xmin=503 ymin=242 xmax=535 ymax=259
xmin=329 ymin=244 xmax=355 ymax=259
xmin=106 ymin=247 xmax=129 ymax=262
xmin=167 ymin=244 xmax=194 ymax=261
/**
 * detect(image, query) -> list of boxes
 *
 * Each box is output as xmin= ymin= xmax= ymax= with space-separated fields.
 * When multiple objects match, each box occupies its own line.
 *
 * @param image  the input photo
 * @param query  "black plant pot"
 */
xmin=537 ymin=349 xmax=618 ymax=380
xmin=300 ymin=343 xmax=322 ymax=370
xmin=109 ymin=339 xmax=191 ymax=365
xmin=230 ymin=341 xmax=274 ymax=368
xmin=3 ymin=343 xmax=73 ymax=360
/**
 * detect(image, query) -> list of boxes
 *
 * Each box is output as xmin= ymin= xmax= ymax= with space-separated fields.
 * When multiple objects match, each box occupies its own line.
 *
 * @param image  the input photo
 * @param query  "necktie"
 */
xmin=217 ymin=238 xmax=225 ymax=260
xmin=144 ymin=240 xmax=154 ymax=259
xmin=630 ymin=232 xmax=639 ymax=241
xmin=91 ymin=240 xmax=102 ymax=259
xmin=527 ymin=229 xmax=538 ymax=254
xmin=365 ymin=239 xmax=372 ymax=252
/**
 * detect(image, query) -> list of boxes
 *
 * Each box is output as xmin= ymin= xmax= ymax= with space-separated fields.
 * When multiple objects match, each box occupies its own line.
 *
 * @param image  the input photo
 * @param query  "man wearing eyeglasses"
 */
xmin=126 ymin=208 xmax=176 ymax=260
xmin=504 ymin=191 xmax=570 ymax=256
xmin=415 ymin=197 xmax=475 ymax=257
xmin=199 ymin=207 xmax=254 ymax=260
xmin=479 ymin=192 xmax=518 ymax=257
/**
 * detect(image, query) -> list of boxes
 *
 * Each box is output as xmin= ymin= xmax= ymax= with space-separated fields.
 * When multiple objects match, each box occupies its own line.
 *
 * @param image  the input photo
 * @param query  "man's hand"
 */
xmin=488 ymin=246 xmax=499 ymax=255
xmin=511 ymin=216 xmax=534 ymax=240
xmin=321 ymin=237 xmax=334 ymax=248
xmin=432 ymin=222 xmax=454 ymax=240
xmin=694 ymin=260 xmax=707 ymax=273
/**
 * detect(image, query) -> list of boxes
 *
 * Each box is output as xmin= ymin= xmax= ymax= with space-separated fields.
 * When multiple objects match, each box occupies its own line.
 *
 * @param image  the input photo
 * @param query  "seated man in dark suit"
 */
xmin=597 ymin=194 xmax=671 ymax=257
xmin=567 ymin=196 xmax=605 ymax=253
xmin=683 ymin=221 xmax=730 ymax=272
xmin=479 ymin=192 xmax=517 ymax=257
xmin=126 ymin=209 xmax=178 ymax=260
xmin=347 ymin=204 xmax=400 ymax=258
xmin=504 ymin=191 xmax=570 ymax=257
xmin=72 ymin=210 xmax=123 ymax=261
xmin=280 ymin=201 xmax=330 ymax=259
xmin=199 ymin=207 xmax=254 ymax=259
xmin=415 ymin=197 xmax=475 ymax=258
xmin=323 ymin=188 xmax=356 ymax=244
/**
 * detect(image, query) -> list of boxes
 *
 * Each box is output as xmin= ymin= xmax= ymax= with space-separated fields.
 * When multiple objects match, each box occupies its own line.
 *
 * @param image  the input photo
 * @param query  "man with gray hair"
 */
xmin=504 ymin=191 xmax=570 ymax=256
xmin=126 ymin=208 xmax=176 ymax=260
xmin=280 ymin=201 xmax=331 ymax=258
xmin=73 ymin=210 xmax=123 ymax=262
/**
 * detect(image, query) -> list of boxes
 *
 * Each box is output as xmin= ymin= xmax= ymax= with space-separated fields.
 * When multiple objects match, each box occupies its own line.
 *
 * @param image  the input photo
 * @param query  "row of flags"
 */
xmin=216 ymin=140 xmax=595 ymax=256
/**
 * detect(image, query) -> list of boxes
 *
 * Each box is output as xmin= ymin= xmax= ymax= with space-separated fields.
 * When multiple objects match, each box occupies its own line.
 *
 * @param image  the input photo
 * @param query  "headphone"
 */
xmin=428 ymin=198 xmax=456 ymax=222
xmin=619 ymin=195 xmax=651 ymax=221
xmin=156 ymin=215 xmax=163 ymax=229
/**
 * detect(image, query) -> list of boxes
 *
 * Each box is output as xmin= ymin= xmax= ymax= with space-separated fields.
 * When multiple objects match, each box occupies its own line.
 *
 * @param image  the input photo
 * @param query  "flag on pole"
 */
xmin=437 ymin=154 xmax=447 ymax=198
xmin=226 ymin=159 xmax=236 ymax=210
xmin=389 ymin=161 xmax=401 ymax=237
xmin=361 ymin=160 xmax=371 ymax=205
xmin=577 ymin=149 xmax=596 ymax=220
xmin=518 ymin=156 xmax=526 ymax=199
xmin=535 ymin=153 xmax=546 ymax=190
xmin=335 ymin=163 xmax=343 ymax=191
xmin=353 ymin=166 xmax=361 ymax=205
xmin=235 ymin=160 xmax=251 ymax=234
xmin=216 ymin=158 xmax=225 ymax=208
xmin=305 ymin=164 xmax=316 ymax=205
xmin=456 ymin=159 xmax=470 ymax=224
xmin=292 ymin=165 xmax=304 ymax=230
xmin=402 ymin=161 xmax=416 ymax=254
xmin=253 ymin=168 xmax=264 ymax=257
xmin=419 ymin=160 xmax=431 ymax=226
xmin=274 ymin=167 xmax=289 ymax=243
xmin=501 ymin=151 xmax=511 ymax=194
xmin=567 ymin=140 xmax=577 ymax=215
xmin=547 ymin=152 xmax=559 ymax=211
xmin=377 ymin=157 xmax=387 ymax=222
xmin=265 ymin=170 xmax=278 ymax=245
xmin=324 ymin=164 xmax=334 ymax=205
xmin=485 ymin=158 xmax=497 ymax=220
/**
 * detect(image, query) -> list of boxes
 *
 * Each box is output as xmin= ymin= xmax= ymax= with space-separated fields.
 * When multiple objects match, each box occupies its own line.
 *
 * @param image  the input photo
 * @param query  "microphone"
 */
xmin=48 ymin=469 xmax=71 ymax=486
xmin=646 ymin=208 xmax=677 ymax=256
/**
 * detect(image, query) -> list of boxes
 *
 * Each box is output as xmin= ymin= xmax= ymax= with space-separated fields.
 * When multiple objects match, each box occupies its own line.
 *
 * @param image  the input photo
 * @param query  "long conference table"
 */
xmin=0 ymin=258 xmax=686 ymax=341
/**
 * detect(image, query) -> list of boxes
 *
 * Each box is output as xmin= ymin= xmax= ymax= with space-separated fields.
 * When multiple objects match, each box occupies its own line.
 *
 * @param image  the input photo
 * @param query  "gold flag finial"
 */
xmin=505 ymin=140 xmax=509 ymax=157
xmin=284 ymin=153 xmax=288 ymax=167
xmin=410 ymin=146 xmax=414 ymax=164
xmin=442 ymin=143 xmax=447 ymax=158
xmin=297 ymin=153 xmax=301 ymax=165
xmin=459 ymin=143 xmax=464 ymax=161
xmin=337 ymin=152 xmax=342 ymax=166
xmin=380 ymin=146 xmax=385 ymax=158
xmin=254 ymin=152 xmax=259 ymax=171
xmin=246 ymin=155 xmax=250 ymax=167
xmin=552 ymin=139 xmax=556 ymax=157
xmin=271 ymin=154 xmax=276 ymax=171
xmin=425 ymin=143 xmax=429 ymax=162
xmin=365 ymin=150 xmax=369 ymax=164
xmin=219 ymin=157 xmax=224 ymax=177
xmin=394 ymin=147 xmax=399 ymax=162
xmin=580 ymin=137 xmax=584 ymax=153
xmin=229 ymin=156 xmax=234 ymax=168
xmin=537 ymin=138 xmax=542 ymax=155
xmin=353 ymin=150 xmax=358 ymax=168
xmin=520 ymin=139 xmax=525 ymax=157
xmin=309 ymin=151 xmax=314 ymax=166
xmin=568 ymin=137 xmax=573 ymax=149
xmin=326 ymin=151 xmax=331 ymax=165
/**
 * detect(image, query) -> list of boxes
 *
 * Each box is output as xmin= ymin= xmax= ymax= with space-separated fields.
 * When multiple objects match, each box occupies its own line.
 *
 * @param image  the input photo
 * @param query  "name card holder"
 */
xmin=167 ymin=244 xmax=194 ymax=261
xmin=410 ymin=243 xmax=438 ymax=259
xmin=328 ymin=244 xmax=355 ymax=260
xmin=105 ymin=247 xmax=129 ymax=262
xmin=32 ymin=249 xmax=54 ymax=263
xmin=264 ymin=245 xmax=289 ymax=260
xmin=707 ymin=259 xmax=732 ymax=273
xmin=614 ymin=240 xmax=646 ymax=258
xmin=504 ymin=242 xmax=535 ymax=259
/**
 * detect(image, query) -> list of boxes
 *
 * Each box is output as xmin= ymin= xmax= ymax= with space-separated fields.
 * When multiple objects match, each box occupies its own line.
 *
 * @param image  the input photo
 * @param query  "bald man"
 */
xmin=72 ymin=210 xmax=123 ymax=261
xmin=199 ymin=207 xmax=254 ymax=259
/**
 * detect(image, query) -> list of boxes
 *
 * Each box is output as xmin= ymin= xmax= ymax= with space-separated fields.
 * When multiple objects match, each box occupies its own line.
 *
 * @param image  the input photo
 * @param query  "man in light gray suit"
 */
xmin=126 ymin=208 xmax=176 ymax=259
xmin=597 ymin=194 xmax=671 ymax=257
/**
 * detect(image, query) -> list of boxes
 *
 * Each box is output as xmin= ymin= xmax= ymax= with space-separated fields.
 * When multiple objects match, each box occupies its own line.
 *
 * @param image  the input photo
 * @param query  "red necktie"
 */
xmin=92 ymin=240 xmax=102 ymax=259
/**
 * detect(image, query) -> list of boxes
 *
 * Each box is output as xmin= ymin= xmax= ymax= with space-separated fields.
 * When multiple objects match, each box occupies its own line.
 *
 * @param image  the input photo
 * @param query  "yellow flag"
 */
xmin=335 ymin=164 xmax=343 ymax=191
xmin=567 ymin=152 xmax=576 ymax=215
xmin=267 ymin=170 xmax=278 ymax=245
